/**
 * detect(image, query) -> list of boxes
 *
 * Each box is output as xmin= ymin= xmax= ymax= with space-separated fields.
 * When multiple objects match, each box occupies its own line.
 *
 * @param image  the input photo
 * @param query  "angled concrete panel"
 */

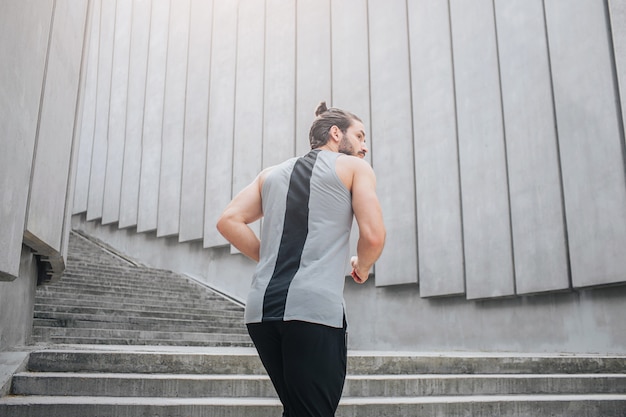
xmin=0 ymin=0 xmax=53 ymax=280
xmin=295 ymin=0 xmax=331 ymax=156
xmin=86 ymin=0 xmax=116 ymax=222
xmin=26 ymin=0 xmax=89 ymax=253
xmin=494 ymin=0 xmax=569 ymax=295
xmin=545 ymin=0 xmax=626 ymax=288
xmin=203 ymin=0 xmax=237 ymax=248
xmin=408 ymin=0 xmax=464 ymax=297
xmin=87 ymin=0 xmax=116 ymax=221
xmin=157 ymin=0 xmax=190 ymax=237
xmin=331 ymin=0 xmax=372 ymax=267
xmin=609 ymin=0 xmax=626 ymax=150
xmin=137 ymin=0 xmax=169 ymax=233
xmin=102 ymin=0 xmax=132 ymax=225
xmin=73 ymin=0 xmax=101 ymax=215
xmin=262 ymin=0 xmax=296 ymax=168
xmin=368 ymin=0 xmax=418 ymax=286
xmin=119 ymin=0 xmax=152 ymax=229
xmin=330 ymin=0 xmax=371 ymax=132
xmin=179 ymin=0 xmax=212 ymax=243
xmin=231 ymin=0 xmax=266 ymax=248
xmin=450 ymin=0 xmax=515 ymax=299
xmin=63 ymin=0 xmax=93 ymax=268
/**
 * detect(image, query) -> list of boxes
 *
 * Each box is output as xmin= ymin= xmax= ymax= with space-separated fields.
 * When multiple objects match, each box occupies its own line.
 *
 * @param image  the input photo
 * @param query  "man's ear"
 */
xmin=329 ymin=125 xmax=341 ymax=143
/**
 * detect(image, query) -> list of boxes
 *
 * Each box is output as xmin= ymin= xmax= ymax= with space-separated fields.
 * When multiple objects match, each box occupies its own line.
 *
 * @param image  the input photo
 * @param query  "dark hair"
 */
xmin=309 ymin=101 xmax=362 ymax=149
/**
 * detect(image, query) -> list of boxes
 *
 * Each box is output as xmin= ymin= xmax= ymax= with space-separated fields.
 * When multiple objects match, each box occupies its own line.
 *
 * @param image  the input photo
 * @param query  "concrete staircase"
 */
xmin=1 ymin=347 xmax=626 ymax=416
xmin=30 ymin=231 xmax=252 ymax=347
xmin=1 ymin=230 xmax=625 ymax=415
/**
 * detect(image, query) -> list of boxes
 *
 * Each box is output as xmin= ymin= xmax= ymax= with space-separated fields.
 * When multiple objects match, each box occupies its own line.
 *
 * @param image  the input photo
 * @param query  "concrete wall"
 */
xmin=70 ymin=0 xmax=626 ymax=353
xmin=0 ymin=0 xmax=89 ymax=349
xmin=0 ymin=249 xmax=38 ymax=351
xmin=73 ymin=212 xmax=626 ymax=354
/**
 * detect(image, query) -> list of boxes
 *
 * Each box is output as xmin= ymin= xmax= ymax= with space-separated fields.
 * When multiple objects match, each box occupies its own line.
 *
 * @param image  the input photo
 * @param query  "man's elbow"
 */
xmin=363 ymin=227 xmax=386 ymax=251
xmin=216 ymin=213 xmax=230 ymax=238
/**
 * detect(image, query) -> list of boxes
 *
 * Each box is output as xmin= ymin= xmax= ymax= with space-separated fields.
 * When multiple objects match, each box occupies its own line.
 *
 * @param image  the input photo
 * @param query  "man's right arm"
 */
xmin=216 ymin=170 xmax=267 ymax=262
xmin=350 ymin=159 xmax=386 ymax=283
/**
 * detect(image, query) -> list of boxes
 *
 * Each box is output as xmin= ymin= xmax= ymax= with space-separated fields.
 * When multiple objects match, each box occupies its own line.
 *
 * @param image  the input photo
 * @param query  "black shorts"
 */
xmin=247 ymin=319 xmax=347 ymax=417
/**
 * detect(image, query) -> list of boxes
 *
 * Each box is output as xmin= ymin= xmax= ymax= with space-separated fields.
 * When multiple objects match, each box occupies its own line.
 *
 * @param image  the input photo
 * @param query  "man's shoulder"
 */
xmin=259 ymin=157 xmax=300 ymax=186
xmin=336 ymin=153 xmax=374 ymax=174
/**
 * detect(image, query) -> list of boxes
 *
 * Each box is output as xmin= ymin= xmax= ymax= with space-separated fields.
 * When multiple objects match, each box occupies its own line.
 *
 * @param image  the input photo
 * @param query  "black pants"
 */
xmin=247 ymin=319 xmax=347 ymax=417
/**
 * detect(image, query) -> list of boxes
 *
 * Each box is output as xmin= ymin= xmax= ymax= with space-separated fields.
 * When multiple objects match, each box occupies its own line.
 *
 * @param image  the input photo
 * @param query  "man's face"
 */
xmin=338 ymin=120 xmax=368 ymax=158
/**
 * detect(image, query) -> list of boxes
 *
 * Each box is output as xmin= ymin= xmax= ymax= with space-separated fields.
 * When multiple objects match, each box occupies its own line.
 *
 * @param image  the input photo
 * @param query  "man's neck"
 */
xmin=317 ymin=143 xmax=338 ymax=153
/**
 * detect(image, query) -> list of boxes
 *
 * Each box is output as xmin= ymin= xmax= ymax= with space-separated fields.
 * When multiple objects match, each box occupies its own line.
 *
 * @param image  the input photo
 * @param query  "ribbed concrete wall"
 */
xmin=68 ymin=0 xmax=626 ymax=353
xmin=73 ymin=0 xmax=626 ymax=298
xmin=1 ymin=0 xmax=88 ymax=281
xmin=0 ymin=0 xmax=89 ymax=348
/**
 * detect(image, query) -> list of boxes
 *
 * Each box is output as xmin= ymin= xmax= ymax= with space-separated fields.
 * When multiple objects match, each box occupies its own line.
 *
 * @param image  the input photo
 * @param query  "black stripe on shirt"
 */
xmin=262 ymin=150 xmax=319 ymax=321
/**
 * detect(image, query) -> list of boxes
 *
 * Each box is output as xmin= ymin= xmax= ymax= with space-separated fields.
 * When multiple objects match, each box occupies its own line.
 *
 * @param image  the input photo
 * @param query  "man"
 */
xmin=216 ymin=102 xmax=385 ymax=416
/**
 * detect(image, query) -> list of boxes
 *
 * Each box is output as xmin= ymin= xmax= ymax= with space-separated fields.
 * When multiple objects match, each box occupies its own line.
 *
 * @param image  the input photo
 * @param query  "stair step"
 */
xmin=11 ymin=372 xmax=275 ymax=397
xmin=58 ymin=271 xmax=194 ymax=284
xmin=33 ymin=305 xmax=242 ymax=321
xmin=11 ymin=371 xmax=626 ymax=397
xmin=1 ymin=394 xmax=625 ymax=417
xmin=31 ymin=327 xmax=251 ymax=343
xmin=25 ymin=349 xmax=626 ymax=375
xmin=34 ymin=292 xmax=237 ymax=309
xmin=46 ymin=270 xmax=216 ymax=285
xmin=34 ymin=297 xmax=242 ymax=315
xmin=32 ymin=318 xmax=248 ymax=334
xmin=33 ymin=311 xmax=243 ymax=326
xmin=26 ymin=348 xmax=266 ymax=374
xmin=30 ymin=336 xmax=253 ymax=347
xmin=37 ymin=283 xmax=238 ymax=304
xmin=39 ymin=281 xmax=232 ymax=298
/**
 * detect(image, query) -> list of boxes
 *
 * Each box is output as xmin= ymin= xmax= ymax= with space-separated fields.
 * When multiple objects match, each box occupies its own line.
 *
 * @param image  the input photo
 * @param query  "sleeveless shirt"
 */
xmin=244 ymin=149 xmax=353 ymax=328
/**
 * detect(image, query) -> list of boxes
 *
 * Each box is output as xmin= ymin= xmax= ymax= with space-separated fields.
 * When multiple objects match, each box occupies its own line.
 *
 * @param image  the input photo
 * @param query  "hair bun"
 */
xmin=315 ymin=101 xmax=328 ymax=116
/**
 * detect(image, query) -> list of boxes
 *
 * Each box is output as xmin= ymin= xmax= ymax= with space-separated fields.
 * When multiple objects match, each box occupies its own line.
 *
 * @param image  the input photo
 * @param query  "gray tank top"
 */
xmin=244 ymin=149 xmax=353 ymax=328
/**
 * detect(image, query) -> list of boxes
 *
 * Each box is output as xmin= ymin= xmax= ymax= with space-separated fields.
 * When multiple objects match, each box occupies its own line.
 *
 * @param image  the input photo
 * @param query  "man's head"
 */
xmin=309 ymin=102 xmax=367 ymax=158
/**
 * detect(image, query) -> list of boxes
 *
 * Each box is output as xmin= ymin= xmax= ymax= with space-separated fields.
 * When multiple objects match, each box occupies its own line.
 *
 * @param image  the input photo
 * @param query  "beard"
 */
xmin=338 ymin=136 xmax=356 ymax=156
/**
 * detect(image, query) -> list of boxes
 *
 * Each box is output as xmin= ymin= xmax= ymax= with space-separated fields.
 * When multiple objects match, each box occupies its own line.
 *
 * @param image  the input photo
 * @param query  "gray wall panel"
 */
xmin=87 ymin=0 xmax=116 ymax=221
xmin=0 ymin=247 xmax=37 ymax=348
xmin=495 ymin=0 xmax=569 ymax=295
xmin=330 ymin=0 xmax=371 ymax=131
xmin=545 ymin=0 xmax=626 ymax=288
xmin=63 ymin=0 xmax=93 ymax=264
xmin=609 ymin=0 xmax=626 ymax=150
xmin=26 ymin=0 xmax=89 ymax=252
xmin=330 ymin=0 xmax=372 ymax=267
xmin=68 ymin=0 xmax=626 ymax=302
xmin=368 ymin=0 xmax=418 ymax=286
xmin=119 ymin=0 xmax=151 ymax=229
xmin=137 ymin=0 xmax=169 ymax=233
xmin=57 ymin=0 xmax=626 ymax=355
xmin=179 ymin=0 xmax=212 ymax=243
xmin=203 ymin=0 xmax=237 ymax=248
xmin=0 ymin=0 xmax=53 ymax=279
xmin=231 ymin=0 xmax=265 ymax=247
xmin=73 ymin=0 xmax=101 ymax=215
xmin=157 ymin=0 xmax=190 ymax=237
xmin=450 ymin=0 xmax=515 ymax=299
xmin=295 ymin=0 xmax=331 ymax=156
xmin=408 ymin=0 xmax=464 ymax=297
xmin=262 ymin=0 xmax=296 ymax=168
xmin=102 ymin=0 xmax=132 ymax=225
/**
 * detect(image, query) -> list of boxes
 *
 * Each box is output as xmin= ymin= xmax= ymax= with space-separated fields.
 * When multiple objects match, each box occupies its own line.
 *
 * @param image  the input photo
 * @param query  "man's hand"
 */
xmin=350 ymin=256 xmax=368 ymax=284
